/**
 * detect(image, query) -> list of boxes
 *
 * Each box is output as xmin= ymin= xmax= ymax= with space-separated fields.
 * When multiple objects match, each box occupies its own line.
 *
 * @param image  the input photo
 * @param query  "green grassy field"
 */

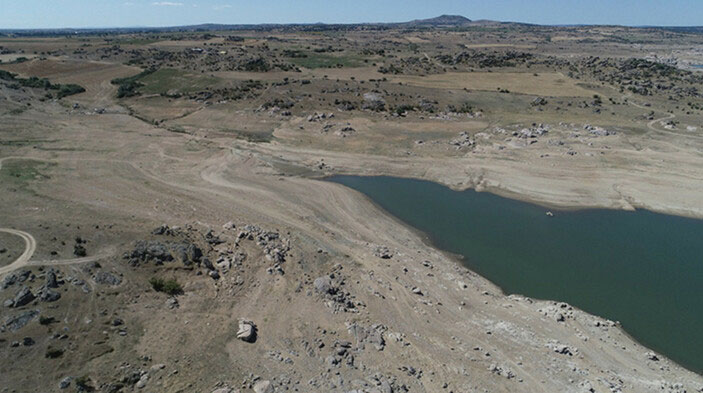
xmin=139 ymin=68 xmax=221 ymax=95
xmin=285 ymin=52 xmax=369 ymax=69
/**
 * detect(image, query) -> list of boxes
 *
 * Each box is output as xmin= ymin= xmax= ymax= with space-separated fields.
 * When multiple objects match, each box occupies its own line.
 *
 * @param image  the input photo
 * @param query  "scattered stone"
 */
xmin=93 ymin=271 xmax=122 ymax=286
xmin=212 ymin=388 xmax=234 ymax=393
xmin=450 ymin=131 xmax=475 ymax=148
xmin=547 ymin=341 xmax=578 ymax=356
xmin=347 ymin=323 xmax=386 ymax=351
xmin=531 ymin=97 xmax=548 ymax=106
xmin=374 ymin=246 xmax=393 ymax=259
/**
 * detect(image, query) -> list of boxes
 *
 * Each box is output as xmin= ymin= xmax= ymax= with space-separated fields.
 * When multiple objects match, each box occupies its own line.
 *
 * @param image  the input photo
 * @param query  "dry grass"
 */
xmin=392 ymin=71 xmax=598 ymax=97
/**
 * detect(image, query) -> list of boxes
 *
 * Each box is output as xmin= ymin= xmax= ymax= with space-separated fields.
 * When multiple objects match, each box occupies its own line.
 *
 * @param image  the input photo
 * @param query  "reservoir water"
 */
xmin=328 ymin=175 xmax=703 ymax=373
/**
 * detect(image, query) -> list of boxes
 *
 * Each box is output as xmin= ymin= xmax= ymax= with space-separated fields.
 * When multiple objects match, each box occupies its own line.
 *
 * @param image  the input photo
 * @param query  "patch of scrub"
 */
xmin=138 ymin=68 xmax=221 ymax=95
xmin=1 ymin=159 xmax=55 ymax=190
xmin=285 ymin=51 xmax=369 ymax=69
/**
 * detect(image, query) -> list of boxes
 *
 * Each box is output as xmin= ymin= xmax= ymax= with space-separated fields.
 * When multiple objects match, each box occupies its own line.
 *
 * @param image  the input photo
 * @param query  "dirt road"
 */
xmin=0 ymin=228 xmax=37 ymax=276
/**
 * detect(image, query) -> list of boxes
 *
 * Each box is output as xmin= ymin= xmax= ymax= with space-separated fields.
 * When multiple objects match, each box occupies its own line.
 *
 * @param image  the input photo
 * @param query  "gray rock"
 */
xmin=135 ymin=374 xmax=149 ymax=389
xmin=46 ymin=269 xmax=59 ymax=288
xmin=253 ymin=380 xmax=274 ymax=393
xmin=4 ymin=310 xmax=39 ymax=331
xmin=59 ymin=376 xmax=72 ymax=389
xmin=40 ymin=289 xmax=61 ymax=302
xmin=313 ymin=276 xmax=335 ymax=294
xmin=12 ymin=286 xmax=35 ymax=307
xmin=362 ymin=92 xmax=386 ymax=111
xmin=202 ymin=257 xmax=215 ymax=271
xmin=165 ymin=297 xmax=179 ymax=309
xmin=93 ymin=272 xmax=122 ymax=286
xmin=236 ymin=319 xmax=257 ymax=343
xmin=1 ymin=273 xmax=18 ymax=289
xmin=374 ymin=246 xmax=392 ymax=259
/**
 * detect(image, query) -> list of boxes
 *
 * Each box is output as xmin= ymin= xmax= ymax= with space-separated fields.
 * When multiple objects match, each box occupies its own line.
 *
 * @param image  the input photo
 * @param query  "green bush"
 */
xmin=149 ymin=277 xmax=183 ymax=295
xmin=56 ymin=84 xmax=86 ymax=98
xmin=111 ymin=68 xmax=156 ymax=98
xmin=0 ymin=70 xmax=84 ymax=98
xmin=394 ymin=104 xmax=415 ymax=115
xmin=45 ymin=347 xmax=64 ymax=358
xmin=75 ymin=375 xmax=94 ymax=391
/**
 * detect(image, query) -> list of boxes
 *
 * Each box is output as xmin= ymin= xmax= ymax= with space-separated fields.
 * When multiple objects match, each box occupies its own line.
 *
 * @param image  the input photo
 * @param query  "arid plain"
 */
xmin=1 ymin=18 xmax=703 ymax=392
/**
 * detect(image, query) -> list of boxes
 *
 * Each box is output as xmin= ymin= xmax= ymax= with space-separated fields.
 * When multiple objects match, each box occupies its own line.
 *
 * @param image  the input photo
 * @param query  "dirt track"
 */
xmin=0 ymin=228 xmax=36 ymax=275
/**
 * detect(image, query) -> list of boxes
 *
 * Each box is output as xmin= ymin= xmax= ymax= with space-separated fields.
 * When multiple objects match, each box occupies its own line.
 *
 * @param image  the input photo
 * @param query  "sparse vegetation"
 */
xmin=0 ymin=70 xmax=85 ymax=97
xmin=45 ymin=347 xmax=64 ymax=359
xmin=111 ymin=68 xmax=156 ymax=98
xmin=39 ymin=316 xmax=56 ymax=325
xmin=149 ymin=277 xmax=183 ymax=295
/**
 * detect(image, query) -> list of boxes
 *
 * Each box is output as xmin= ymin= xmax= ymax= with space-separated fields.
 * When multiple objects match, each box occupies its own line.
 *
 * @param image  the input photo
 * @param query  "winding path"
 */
xmin=0 ymin=228 xmax=37 ymax=276
xmin=0 ymin=157 xmax=116 ymax=276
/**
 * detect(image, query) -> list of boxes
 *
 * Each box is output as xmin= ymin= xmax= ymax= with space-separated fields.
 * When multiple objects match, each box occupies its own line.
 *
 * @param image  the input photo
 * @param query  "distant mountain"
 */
xmin=1 ymin=15 xmax=700 ymax=36
xmin=406 ymin=15 xmax=473 ymax=26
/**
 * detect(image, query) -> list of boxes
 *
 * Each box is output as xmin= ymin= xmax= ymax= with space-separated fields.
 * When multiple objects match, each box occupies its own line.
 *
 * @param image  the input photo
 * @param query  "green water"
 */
xmin=328 ymin=175 xmax=703 ymax=373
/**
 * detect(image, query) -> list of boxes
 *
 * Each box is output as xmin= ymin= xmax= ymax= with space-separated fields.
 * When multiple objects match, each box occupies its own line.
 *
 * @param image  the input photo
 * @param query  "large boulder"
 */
xmin=253 ymin=380 xmax=273 ymax=393
xmin=313 ymin=276 xmax=335 ymax=295
xmin=236 ymin=319 xmax=257 ymax=343
xmin=362 ymin=92 xmax=386 ymax=111
xmin=4 ymin=310 xmax=39 ymax=331
xmin=46 ymin=269 xmax=59 ymax=288
xmin=40 ymin=289 xmax=61 ymax=302
xmin=12 ymin=286 xmax=35 ymax=308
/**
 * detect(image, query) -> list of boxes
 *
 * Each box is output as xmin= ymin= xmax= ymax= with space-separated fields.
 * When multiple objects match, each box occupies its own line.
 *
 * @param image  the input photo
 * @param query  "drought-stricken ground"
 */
xmin=1 ymin=22 xmax=702 ymax=393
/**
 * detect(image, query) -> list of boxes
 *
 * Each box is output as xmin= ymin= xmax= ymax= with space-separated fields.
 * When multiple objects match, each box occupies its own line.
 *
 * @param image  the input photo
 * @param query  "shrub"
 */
xmin=75 ymin=375 xmax=94 ymax=391
xmin=111 ymin=68 xmax=156 ymax=98
xmin=39 ymin=316 xmax=55 ymax=325
xmin=394 ymin=104 xmax=415 ymax=115
xmin=149 ymin=277 xmax=183 ymax=295
xmin=45 ymin=347 xmax=64 ymax=358
xmin=56 ymin=84 xmax=86 ymax=98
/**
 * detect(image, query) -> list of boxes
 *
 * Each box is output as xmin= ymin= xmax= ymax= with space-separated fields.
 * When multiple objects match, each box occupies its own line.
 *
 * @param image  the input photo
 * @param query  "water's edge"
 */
xmin=324 ymin=174 xmax=703 ymax=375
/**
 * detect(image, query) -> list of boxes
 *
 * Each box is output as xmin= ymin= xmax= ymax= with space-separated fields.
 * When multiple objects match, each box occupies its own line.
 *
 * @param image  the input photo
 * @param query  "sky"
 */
xmin=1 ymin=0 xmax=701 ymax=29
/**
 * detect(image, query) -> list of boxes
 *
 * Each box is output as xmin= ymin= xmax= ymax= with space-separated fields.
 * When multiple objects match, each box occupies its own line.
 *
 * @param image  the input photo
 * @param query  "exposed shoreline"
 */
xmin=323 ymin=174 xmax=703 ymax=375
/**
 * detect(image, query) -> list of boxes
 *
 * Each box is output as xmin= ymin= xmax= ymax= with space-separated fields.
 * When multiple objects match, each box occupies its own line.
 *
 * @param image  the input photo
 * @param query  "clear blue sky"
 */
xmin=1 ymin=0 xmax=701 ymax=29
